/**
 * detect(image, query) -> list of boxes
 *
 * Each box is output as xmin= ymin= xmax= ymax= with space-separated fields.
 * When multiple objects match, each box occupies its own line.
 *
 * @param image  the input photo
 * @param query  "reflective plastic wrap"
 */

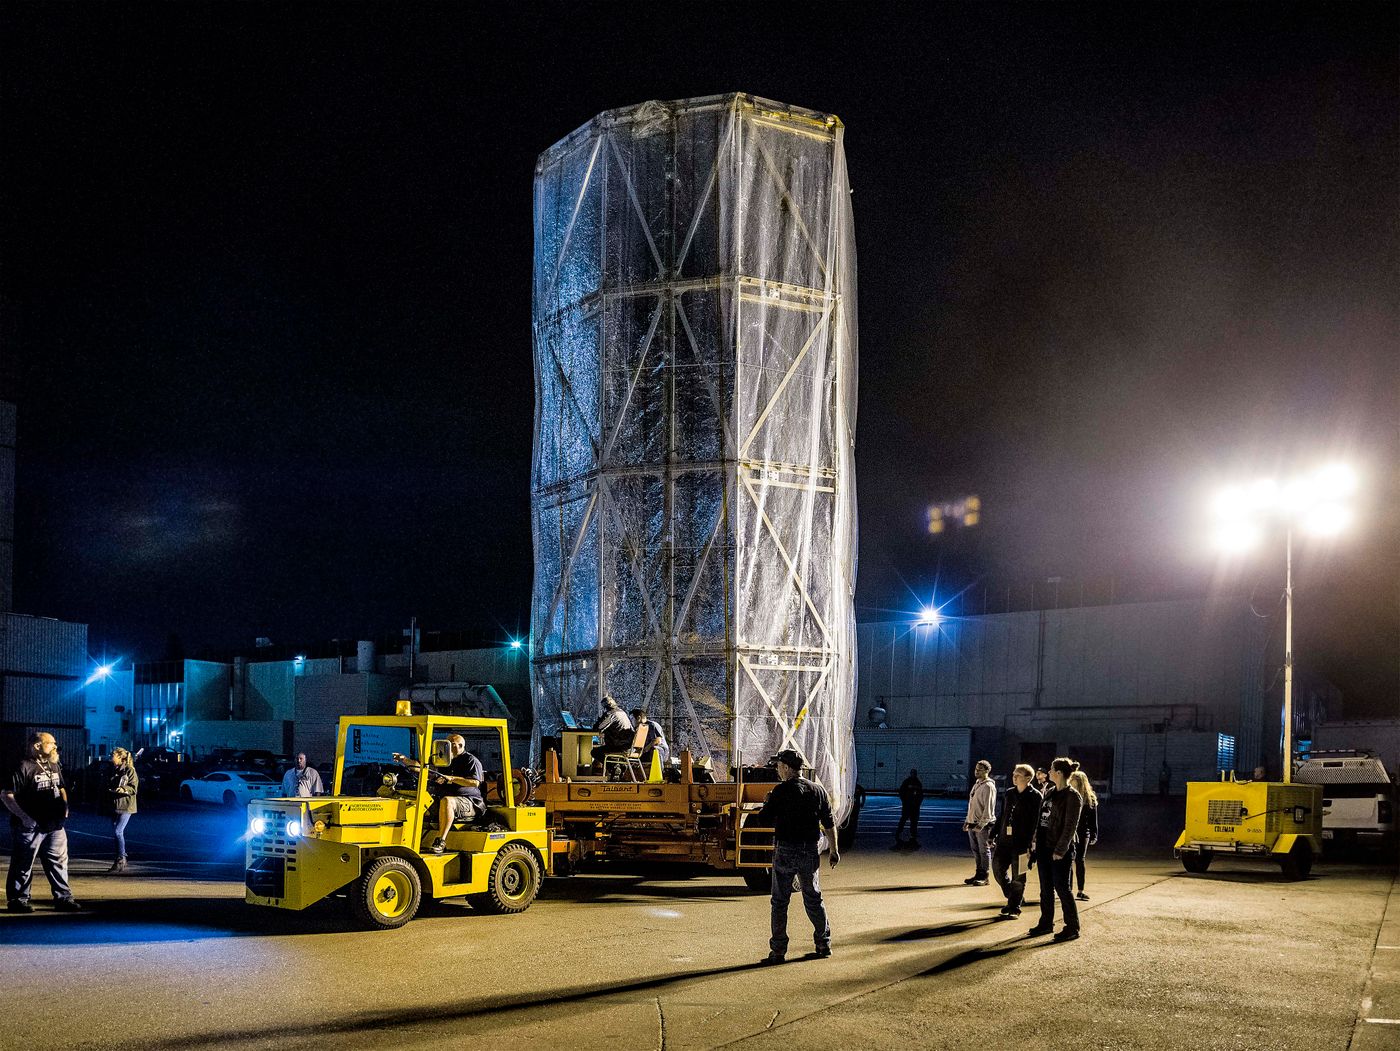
xmin=531 ymin=94 xmax=858 ymax=820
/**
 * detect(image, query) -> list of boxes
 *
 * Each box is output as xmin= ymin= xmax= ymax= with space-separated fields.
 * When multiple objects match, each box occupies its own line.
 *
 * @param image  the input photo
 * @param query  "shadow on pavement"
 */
xmin=865 ymin=883 xmax=965 ymax=893
xmin=122 ymin=958 xmax=777 ymax=1050
xmin=0 ymin=895 xmax=348 ymax=944
xmin=878 ymin=917 xmax=999 ymax=942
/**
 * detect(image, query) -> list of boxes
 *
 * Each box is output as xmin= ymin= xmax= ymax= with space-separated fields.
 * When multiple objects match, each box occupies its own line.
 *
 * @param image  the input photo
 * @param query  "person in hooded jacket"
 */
xmin=1028 ymin=756 xmax=1083 ymax=942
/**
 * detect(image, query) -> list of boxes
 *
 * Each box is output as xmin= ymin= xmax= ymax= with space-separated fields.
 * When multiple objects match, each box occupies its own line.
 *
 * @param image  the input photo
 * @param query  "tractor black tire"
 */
xmin=349 ymin=856 xmax=422 ymax=929
xmin=223 ymin=790 xmax=238 ymax=807
xmin=742 ymin=868 xmax=773 ymax=893
xmin=179 ymin=786 xmax=193 ymax=802
xmin=1181 ymin=850 xmax=1212 ymax=874
xmin=1278 ymin=842 xmax=1313 ymax=881
xmin=468 ymin=844 xmax=541 ymax=914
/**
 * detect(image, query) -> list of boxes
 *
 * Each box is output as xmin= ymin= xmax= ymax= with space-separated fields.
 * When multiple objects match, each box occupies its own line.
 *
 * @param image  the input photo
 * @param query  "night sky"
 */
xmin=3 ymin=5 xmax=1396 ymax=712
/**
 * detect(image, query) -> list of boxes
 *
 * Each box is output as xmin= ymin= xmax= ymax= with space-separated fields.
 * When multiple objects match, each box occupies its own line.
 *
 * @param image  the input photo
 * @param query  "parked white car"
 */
xmin=179 ymin=770 xmax=282 ymax=807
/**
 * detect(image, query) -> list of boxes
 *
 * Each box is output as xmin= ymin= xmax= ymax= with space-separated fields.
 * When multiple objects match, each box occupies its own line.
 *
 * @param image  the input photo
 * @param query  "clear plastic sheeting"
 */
xmin=530 ymin=94 xmax=858 ymax=820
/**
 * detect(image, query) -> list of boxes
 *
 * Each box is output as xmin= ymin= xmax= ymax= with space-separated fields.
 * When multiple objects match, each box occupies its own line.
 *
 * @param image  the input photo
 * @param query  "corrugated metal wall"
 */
xmin=858 ymin=598 xmax=1269 ymax=785
xmin=0 ymin=612 xmax=89 ymax=762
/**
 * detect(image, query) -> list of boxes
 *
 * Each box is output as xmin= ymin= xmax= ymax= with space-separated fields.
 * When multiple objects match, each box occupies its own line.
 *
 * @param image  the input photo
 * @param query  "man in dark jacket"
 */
xmin=1029 ymin=757 xmax=1084 ymax=942
xmin=756 ymin=748 xmax=839 ymax=964
xmin=591 ymin=696 xmax=634 ymax=766
xmin=990 ymin=763 xmax=1041 ymax=919
xmin=893 ymin=769 xmax=924 ymax=849
xmin=629 ymin=707 xmax=669 ymax=770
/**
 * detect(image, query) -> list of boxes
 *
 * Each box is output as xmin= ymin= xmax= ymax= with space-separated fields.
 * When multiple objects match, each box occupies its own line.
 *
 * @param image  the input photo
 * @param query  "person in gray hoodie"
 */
xmin=962 ymin=760 xmax=997 ymax=885
xmin=1028 ymin=756 xmax=1084 ymax=942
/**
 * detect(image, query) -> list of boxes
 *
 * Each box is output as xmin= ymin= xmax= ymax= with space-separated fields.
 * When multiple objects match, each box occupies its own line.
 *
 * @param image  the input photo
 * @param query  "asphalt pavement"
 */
xmin=1 ymin=795 xmax=1396 ymax=1050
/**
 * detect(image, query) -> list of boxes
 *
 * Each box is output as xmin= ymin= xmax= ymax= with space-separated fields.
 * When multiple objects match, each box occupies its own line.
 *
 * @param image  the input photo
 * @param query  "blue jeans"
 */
xmin=967 ymin=826 xmax=992 ymax=877
xmin=112 ymin=812 xmax=132 ymax=859
xmin=7 ymin=826 xmax=73 ymax=903
xmin=770 ymin=842 xmax=830 ymax=956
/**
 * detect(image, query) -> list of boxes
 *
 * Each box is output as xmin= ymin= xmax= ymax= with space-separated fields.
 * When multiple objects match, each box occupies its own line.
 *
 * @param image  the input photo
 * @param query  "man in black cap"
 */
xmin=754 ymin=748 xmax=839 ymax=964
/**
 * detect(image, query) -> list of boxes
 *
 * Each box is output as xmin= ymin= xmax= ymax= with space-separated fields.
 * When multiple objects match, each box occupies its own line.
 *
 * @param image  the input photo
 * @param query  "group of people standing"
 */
xmin=895 ymin=756 xmax=1101 ymax=943
xmin=978 ymin=757 xmax=1100 ymax=942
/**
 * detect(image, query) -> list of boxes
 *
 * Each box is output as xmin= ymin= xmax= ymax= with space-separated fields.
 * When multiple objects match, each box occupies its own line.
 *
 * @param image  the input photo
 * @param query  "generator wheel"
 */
xmin=469 ymin=843 xmax=541 ymax=914
xmin=1278 ymin=842 xmax=1313 ymax=881
xmin=350 ymin=856 xmax=422 ymax=929
xmin=1181 ymin=850 xmax=1212 ymax=873
xmin=742 ymin=868 xmax=773 ymax=893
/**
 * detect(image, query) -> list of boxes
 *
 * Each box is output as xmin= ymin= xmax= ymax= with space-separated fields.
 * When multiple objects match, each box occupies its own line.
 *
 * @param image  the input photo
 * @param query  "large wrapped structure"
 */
xmin=530 ymin=94 xmax=858 ymax=819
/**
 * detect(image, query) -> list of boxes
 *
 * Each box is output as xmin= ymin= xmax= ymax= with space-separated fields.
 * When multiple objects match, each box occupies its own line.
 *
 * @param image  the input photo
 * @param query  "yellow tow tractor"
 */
xmin=245 ymin=708 xmax=550 ymax=928
xmin=1174 ymin=774 xmax=1322 ymax=881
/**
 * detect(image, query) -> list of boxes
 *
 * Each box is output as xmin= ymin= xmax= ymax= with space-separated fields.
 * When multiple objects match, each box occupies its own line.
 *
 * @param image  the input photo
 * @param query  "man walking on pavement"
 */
xmin=963 ymin=759 xmax=997 ymax=886
xmin=756 ymin=748 xmax=839 ymax=964
xmin=3 ymin=731 xmax=81 ymax=912
xmin=280 ymin=752 xmax=324 ymax=798
xmin=893 ymin=768 xmax=924 ymax=849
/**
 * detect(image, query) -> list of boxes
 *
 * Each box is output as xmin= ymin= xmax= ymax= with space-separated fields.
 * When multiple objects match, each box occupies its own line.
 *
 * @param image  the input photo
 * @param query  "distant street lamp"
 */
xmin=917 ymin=605 xmax=941 ymax=627
xmin=1210 ymin=463 xmax=1359 ymax=782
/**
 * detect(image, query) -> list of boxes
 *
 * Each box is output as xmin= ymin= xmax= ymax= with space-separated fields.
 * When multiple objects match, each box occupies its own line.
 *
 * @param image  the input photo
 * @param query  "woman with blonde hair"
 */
xmin=1068 ymin=769 xmax=1099 ymax=901
xmin=104 ymin=747 xmax=139 ymax=873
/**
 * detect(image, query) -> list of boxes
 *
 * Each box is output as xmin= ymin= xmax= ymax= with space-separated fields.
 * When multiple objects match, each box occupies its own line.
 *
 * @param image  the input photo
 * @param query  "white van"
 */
xmin=1294 ymin=751 xmax=1395 ymax=851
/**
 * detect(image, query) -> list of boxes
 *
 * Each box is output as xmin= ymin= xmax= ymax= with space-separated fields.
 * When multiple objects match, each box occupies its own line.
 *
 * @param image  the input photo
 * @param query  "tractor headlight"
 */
xmin=285 ymin=819 xmax=302 ymax=838
xmin=249 ymin=817 xmax=267 ymax=836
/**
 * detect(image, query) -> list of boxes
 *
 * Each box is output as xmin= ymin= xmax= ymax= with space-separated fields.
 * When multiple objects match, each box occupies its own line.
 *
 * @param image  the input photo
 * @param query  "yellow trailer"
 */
xmin=1174 ymin=776 xmax=1322 ymax=880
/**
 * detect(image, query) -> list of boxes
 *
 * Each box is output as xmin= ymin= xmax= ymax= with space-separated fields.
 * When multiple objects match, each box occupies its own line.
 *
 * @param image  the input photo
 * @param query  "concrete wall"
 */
xmin=293 ymin=673 xmax=402 ymax=765
xmin=85 ymin=669 xmax=135 ymax=757
xmin=858 ymin=598 xmax=1271 ymax=786
xmin=184 ymin=719 xmax=285 ymax=756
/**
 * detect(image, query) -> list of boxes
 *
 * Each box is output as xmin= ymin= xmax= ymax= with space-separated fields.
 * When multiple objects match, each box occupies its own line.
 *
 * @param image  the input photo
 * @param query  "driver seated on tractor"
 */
xmin=590 ymin=696 xmax=634 ymax=768
xmin=629 ymin=707 xmax=669 ymax=769
xmin=393 ymin=734 xmax=485 ymax=855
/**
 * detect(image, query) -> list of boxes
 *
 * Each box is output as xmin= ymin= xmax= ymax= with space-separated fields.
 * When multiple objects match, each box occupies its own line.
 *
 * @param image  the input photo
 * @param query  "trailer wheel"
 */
xmin=350 ymin=856 xmax=422 ymax=929
xmin=742 ymin=868 xmax=772 ymax=893
xmin=1278 ymin=842 xmax=1313 ymax=881
xmin=1181 ymin=850 xmax=1212 ymax=873
xmin=223 ymin=790 xmax=238 ymax=807
xmin=179 ymin=786 xmax=193 ymax=802
xmin=469 ymin=844 xmax=541 ymax=914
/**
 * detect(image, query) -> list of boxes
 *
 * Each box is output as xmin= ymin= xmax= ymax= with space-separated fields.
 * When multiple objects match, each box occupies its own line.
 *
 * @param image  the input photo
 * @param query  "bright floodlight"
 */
xmin=1214 ymin=519 xmax=1261 ymax=554
xmin=1304 ymin=504 xmax=1352 ymax=537
xmin=1316 ymin=463 xmax=1358 ymax=498
xmin=249 ymin=817 xmax=267 ymax=836
xmin=509 ymin=638 xmax=523 ymax=650
xmin=85 ymin=663 xmax=115 ymax=685
xmin=917 ymin=606 xmax=941 ymax=626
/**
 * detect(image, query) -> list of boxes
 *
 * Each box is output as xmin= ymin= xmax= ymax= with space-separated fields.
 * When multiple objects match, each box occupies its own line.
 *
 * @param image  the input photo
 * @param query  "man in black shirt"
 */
xmin=755 ymin=748 xmax=839 ymax=964
xmin=2 ymin=731 xmax=80 ymax=912
xmin=395 ymin=734 xmax=485 ymax=854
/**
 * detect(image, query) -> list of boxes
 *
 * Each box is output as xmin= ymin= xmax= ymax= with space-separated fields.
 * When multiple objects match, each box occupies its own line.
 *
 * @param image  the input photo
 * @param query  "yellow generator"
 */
xmin=1174 ymin=777 xmax=1323 ymax=880
xmin=245 ymin=713 xmax=550 ymax=928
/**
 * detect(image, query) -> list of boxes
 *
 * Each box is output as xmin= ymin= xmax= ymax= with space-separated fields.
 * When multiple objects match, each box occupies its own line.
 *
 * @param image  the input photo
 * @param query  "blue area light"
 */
xmin=249 ymin=817 xmax=267 ymax=836
xmin=509 ymin=638 xmax=523 ymax=650
xmin=917 ymin=606 xmax=941 ymax=626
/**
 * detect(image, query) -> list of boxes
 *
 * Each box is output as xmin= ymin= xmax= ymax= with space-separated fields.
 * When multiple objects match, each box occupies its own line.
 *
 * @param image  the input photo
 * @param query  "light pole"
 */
xmin=1210 ymin=464 xmax=1357 ymax=784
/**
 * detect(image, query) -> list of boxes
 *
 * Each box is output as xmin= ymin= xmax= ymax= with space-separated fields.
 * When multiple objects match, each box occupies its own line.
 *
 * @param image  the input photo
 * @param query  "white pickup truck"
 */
xmin=1294 ymin=751 xmax=1395 ymax=852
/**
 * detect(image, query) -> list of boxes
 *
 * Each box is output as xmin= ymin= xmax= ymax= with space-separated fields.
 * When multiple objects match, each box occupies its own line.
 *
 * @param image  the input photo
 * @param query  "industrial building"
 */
xmin=855 ymin=596 xmax=1298 ymax=795
xmin=90 ymin=635 xmax=531 ymax=768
